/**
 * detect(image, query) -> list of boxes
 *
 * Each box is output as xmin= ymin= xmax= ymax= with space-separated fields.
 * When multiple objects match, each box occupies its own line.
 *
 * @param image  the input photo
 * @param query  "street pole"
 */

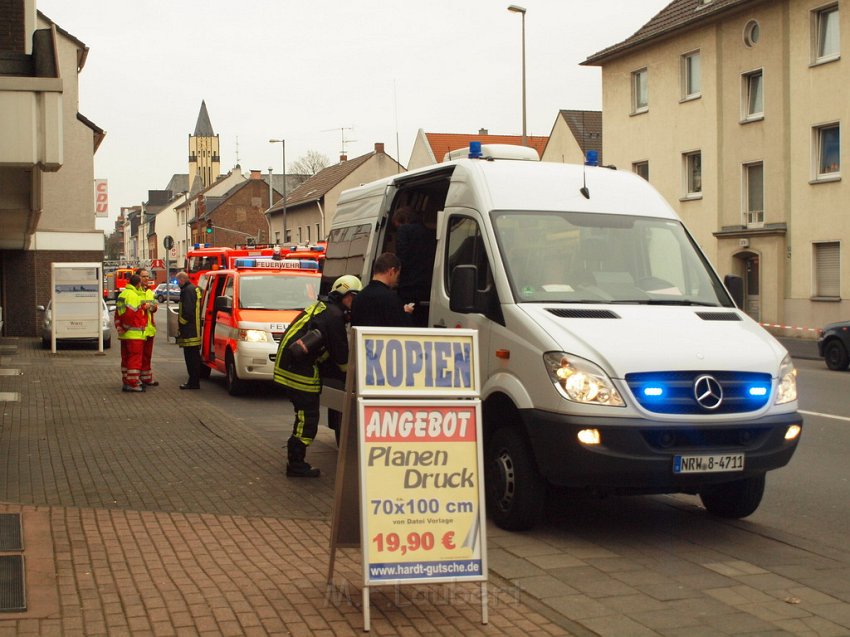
xmin=508 ymin=5 xmax=527 ymax=147
xmin=269 ymin=139 xmax=287 ymax=244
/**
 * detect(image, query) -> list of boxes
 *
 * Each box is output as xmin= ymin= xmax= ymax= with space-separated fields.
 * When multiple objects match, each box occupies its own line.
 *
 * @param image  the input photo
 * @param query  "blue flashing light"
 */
xmin=747 ymin=386 xmax=769 ymax=397
xmin=643 ymin=386 xmax=664 ymax=397
xmin=234 ymin=258 xmax=257 ymax=268
xmin=309 ymin=245 xmax=325 ymax=252
xmin=585 ymin=150 xmax=599 ymax=166
xmin=468 ymin=141 xmax=482 ymax=159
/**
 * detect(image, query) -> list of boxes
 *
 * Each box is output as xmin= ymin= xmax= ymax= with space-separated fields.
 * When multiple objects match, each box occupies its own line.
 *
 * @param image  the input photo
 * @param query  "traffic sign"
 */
xmin=163 ymin=235 xmax=174 ymax=250
xmin=151 ymin=259 xmax=165 ymax=269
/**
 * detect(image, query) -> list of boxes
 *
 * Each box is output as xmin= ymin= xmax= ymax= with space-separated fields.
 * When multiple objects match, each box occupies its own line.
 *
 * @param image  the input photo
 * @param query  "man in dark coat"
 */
xmin=175 ymin=271 xmax=202 ymax=389
xmin=393 ymin=207 xmax=436 ymax=327
xmin=351 ymin=252 xmax=414 ymax=328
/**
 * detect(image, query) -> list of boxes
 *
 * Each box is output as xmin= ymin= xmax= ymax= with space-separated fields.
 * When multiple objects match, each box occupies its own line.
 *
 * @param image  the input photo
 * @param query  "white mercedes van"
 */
xmin=321 ymin=145 xmax=802 ymax=531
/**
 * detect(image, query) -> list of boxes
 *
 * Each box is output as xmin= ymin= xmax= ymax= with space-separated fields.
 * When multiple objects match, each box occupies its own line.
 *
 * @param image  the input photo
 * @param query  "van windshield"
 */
xmin=492 ymin=211 xmax=732 ymax=306
xmin=238 ymin=274 xmax=318 ymax=310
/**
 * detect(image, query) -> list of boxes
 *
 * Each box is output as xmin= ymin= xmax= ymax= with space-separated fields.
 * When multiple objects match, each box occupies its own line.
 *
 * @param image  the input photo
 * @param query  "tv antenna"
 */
xmin=235 ymin=136 xmax=241 ymax=165
xmin=322 ymin=127 xmax=356 ymax=157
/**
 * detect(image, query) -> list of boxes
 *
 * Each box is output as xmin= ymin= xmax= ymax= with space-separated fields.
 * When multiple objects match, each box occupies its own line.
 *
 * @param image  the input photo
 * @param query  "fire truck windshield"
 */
xmin=237 ymin=274 xmax=318 ymax=310
xmin=188 ymin=256 xmax=222 ymax=274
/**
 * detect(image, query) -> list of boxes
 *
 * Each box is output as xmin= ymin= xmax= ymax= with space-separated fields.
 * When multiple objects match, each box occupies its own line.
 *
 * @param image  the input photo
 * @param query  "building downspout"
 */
xmin=316 ymin=199 xmax=325 ymax=241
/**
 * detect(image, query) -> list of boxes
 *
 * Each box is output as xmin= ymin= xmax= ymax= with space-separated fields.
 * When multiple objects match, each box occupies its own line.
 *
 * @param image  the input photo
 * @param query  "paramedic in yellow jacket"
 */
xmin=273 ymin=275 xmax=362 ymax=477
xmin=114 ymin=273 xmax=148 ymax=392
xmin=136 ymin=268 xmax=158 ymax=386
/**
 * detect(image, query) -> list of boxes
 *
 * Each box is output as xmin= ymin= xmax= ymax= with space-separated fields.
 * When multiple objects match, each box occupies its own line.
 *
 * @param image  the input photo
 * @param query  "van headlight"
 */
xmin=775 ymin=354 xmax=797 ymax=405
xmin=239 ymin=329 xmax=270 ymax=343
xmin=543 ymin=352 xmax=625 ymax=406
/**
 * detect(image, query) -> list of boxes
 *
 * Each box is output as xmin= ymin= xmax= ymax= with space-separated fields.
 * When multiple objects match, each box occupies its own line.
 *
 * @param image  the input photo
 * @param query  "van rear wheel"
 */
xmin=699 ymin=473 xmax=765 ymax=518
xmin=824 ymin=340 xmax=849 ymax=371
xmin=485 ymin=427 xmax=546 ymax=531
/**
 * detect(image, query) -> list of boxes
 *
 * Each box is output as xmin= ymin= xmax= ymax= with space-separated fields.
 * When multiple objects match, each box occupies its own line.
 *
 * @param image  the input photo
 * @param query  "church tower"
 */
xmin=188 ymin=100 xmax=221 ymax=191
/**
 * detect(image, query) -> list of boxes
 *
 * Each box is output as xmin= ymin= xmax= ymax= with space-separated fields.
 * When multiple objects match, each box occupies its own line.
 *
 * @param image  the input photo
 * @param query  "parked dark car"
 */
xmin=817 ymin=320 xmax=850 ymax=370
xmin=154 ymin=283 xmax=180 ymax=303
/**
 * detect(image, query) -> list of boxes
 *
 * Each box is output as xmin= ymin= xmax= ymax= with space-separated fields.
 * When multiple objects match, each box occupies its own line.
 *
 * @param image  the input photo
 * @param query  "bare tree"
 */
xmin=289 ymin=150 xmax=330 ymax=176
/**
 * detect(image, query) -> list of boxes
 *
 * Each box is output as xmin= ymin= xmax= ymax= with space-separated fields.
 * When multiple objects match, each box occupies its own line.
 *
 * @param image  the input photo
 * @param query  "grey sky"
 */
xmin=37 ymin=1 xmax=670 ymax=232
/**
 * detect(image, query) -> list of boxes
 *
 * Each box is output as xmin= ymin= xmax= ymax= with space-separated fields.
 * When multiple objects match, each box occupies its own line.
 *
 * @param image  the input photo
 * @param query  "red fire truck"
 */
xmin=197 ymin=256 xmax=321 ymax=395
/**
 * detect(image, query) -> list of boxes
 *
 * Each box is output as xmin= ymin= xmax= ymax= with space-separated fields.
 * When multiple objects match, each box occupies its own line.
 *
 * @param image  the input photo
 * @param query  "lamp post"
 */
xmin=507 ymin=4 xmax=527 ymax=147
xmin=269 ymin=139 xmax=287 ymax=243
xmin=267 ymin=166 xmax=274 ymax=244
xmin=180 ymin=190 xmax=190 ymax=263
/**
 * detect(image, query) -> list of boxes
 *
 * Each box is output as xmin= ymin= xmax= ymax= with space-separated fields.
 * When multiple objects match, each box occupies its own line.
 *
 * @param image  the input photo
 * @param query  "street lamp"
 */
xmin=269 ymin=139 xmax=287 ymax=243
xmin=507 ymin=4 xmax=527 ymax=147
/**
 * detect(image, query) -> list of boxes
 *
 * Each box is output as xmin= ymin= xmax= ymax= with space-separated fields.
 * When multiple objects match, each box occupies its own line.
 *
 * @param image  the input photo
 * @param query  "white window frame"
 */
xmin=812 ymin=4 xmax=840 ymax=64
xmin=813 ymin=122 xmax=840 ymax=179
xmin=632 ymin=68 xmax=648 ymax=114
xmin=681 ymin=50 xmax=701 ymax=100
xmin=682 ymin=151 xmax=702 ymax=198
xmin=813 ymin=241 xmax=840 ymax=298
xmin=742 ymin=69 xmax=764 ymax=121
xmin=633 ymin=161 xmax=649 ymax=181
xmin=743 ymin=161 xmax=764 ymax=227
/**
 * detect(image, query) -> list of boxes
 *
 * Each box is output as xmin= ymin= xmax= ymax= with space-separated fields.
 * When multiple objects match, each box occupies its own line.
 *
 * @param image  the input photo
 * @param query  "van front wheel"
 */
xmin=225 ymin=352 xmax=246 ymax=396
xmin=485 ymin=427 xmax=546 ymax=531
xmin=699 ymin=473 xmax=765 ymax=518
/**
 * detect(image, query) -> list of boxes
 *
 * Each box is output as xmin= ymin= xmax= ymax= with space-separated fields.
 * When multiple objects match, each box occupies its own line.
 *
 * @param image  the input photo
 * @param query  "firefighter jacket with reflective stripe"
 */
xmin=177 ymin=282 xmax=202 ymax=347
xmin=115 ymin=284 xmax=147 ymax=340
xmin=273 ymin=298 xmax=349 ymax=394
xmin=140 ymin=285 xmax=157 ymax=337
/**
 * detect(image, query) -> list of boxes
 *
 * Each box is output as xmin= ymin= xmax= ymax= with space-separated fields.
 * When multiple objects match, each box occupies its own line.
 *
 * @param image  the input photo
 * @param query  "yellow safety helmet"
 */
xmin=331 ymin=275 xmax=362 ymax=296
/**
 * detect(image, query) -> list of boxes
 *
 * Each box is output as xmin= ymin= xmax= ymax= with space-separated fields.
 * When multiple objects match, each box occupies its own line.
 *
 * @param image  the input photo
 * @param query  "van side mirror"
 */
xmin=214 ymin=295 xmax=233 ymax=313
xmin=724 ymin=274 xmax=744 ymax=309
xmin=450 ymin=265 xmax=478 ymax=313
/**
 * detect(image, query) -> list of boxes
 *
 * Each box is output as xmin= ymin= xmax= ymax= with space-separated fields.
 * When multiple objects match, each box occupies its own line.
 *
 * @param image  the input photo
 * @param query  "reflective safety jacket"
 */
xmin=273 ymin=297 xmax=349 ymax=394
xmin=177 ymin=282 xmax=202 ymax=347
xmin=140 ymin=285 xmax=157 ymax=337
xmin=115 ymin=284 xmax=147 ymax=340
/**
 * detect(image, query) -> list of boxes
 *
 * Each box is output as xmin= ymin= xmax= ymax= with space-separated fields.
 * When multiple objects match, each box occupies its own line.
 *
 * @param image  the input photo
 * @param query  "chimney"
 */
xmin=479 ymin=128 xmax=488 ymax=135
xmin=249 ymin=169 xmax=262 ymax=180
xmin=374 ymin=142 xmax=385 ymax=154
xmin=340 ymin=154 xmax=348 ymax=162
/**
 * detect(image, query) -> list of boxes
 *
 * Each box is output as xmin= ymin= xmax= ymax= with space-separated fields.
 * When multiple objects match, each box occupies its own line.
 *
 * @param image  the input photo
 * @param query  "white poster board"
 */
xmin=50 ymin=263 xmax=103 ymax=353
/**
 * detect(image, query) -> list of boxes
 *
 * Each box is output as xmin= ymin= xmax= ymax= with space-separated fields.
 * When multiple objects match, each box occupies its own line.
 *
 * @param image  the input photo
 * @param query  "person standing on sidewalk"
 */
xmin=114 ymin=273 xmax=148 ymax=392
xmin=273 ymin=275 xmax=362 ymax=477
xmin=136 ymin=268 xmax=159 ymax=387
xmin=175 ymin=271 xmax=202 ymax=390
xmin=351 ymin=252 xmax=413 ymax=328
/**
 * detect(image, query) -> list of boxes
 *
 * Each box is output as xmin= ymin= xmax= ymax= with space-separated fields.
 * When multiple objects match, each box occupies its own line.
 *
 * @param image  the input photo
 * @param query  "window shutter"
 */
xmin=815 ymin=242 xmax=840 ymax=297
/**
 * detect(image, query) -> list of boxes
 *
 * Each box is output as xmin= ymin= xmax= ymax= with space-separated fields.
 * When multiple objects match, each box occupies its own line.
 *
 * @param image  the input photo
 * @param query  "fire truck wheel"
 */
xmin=225 ymin=352 xmax=246 ymax=396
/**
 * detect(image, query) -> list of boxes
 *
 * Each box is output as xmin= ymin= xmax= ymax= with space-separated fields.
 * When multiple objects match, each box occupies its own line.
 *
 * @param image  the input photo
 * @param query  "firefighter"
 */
xmin=114 ymin=273 xmax=148 ymax=392
xmin=175 ymin=271 xmax=202 ymax=389
xmin=273 ymin=274 xmax=362 ymax=477
xmin=136 ymin=268 xmax=158 ymax=386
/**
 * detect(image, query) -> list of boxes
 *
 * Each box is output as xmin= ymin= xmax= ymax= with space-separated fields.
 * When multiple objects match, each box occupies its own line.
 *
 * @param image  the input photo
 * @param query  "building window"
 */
xmin=743 ymin=70 xmax=763 ymax=120
xmin=813 ymin=241 xmax=840 ymax=298
xmin=813 ymin=4 xmax=840 ymax=62
xmin=815 ymin=123 xmax=840 ymax=177
xmin=744 ymin=162 xmax=764 ymax=226
xmin=633 ymin=161 xmax=649 ymax=181
xmin=681 ymin=51 xmax=701 ymax=99
xmin=684 ymin=151 xmax=702 ymax=196
xmin=744 ymin=20 xmax=760 ymax=47
xmin=632 ymin=68 xmax=648 ymax=113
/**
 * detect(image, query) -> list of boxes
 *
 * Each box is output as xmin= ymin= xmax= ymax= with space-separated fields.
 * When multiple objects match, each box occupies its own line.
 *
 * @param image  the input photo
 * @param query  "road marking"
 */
xmin=799 ymin=409 xmax=850 ymax=422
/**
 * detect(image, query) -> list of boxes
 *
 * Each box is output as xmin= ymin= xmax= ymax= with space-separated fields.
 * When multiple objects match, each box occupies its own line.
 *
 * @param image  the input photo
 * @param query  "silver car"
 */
xmin=37 ymin=298 xmax=112 ymax=349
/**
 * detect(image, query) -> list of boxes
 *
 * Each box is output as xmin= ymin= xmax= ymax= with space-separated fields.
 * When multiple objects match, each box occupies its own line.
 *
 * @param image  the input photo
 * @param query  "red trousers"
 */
xmin=140 ymin=337 xmax=155 ymax=384
xmin=120 ymin=339 xmax=145 ymax=387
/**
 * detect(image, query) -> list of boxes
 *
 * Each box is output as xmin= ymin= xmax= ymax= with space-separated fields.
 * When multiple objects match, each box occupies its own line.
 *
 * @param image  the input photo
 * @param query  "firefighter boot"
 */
xmin=286 ymin=437 xmax=320 ymax=478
